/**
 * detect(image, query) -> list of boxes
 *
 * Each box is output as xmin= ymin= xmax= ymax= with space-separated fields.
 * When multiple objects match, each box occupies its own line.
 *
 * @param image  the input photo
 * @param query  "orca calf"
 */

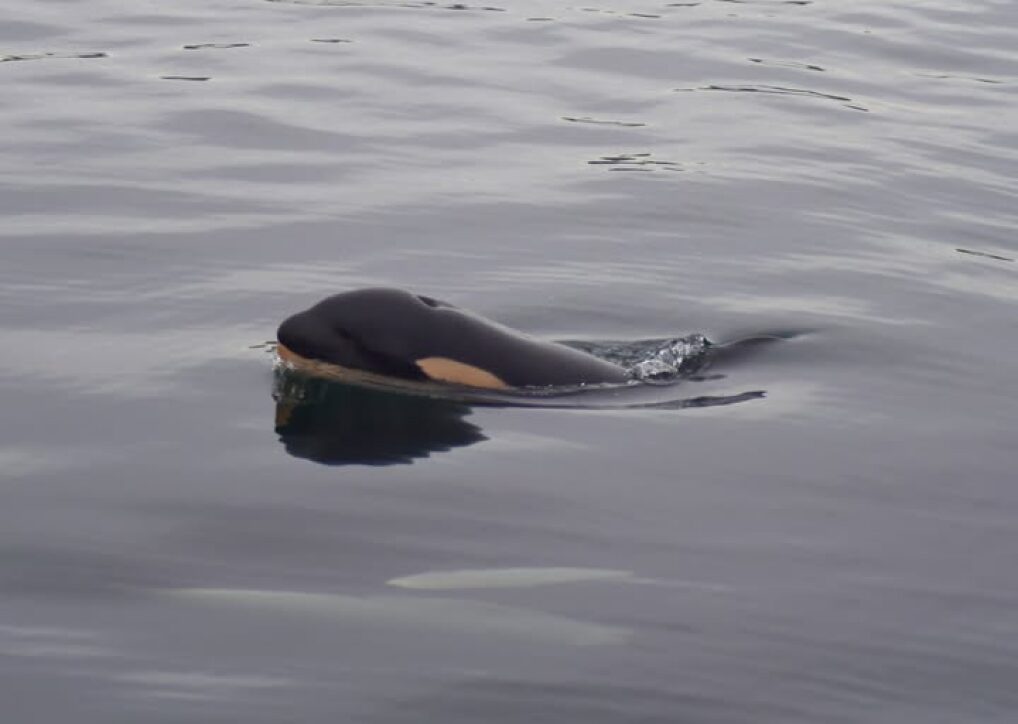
xmin=277 ymin=288 xmax=629 ymax=390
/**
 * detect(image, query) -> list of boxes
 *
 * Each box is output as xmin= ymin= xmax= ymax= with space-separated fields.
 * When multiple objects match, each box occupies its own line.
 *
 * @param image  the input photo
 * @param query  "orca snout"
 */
xmin=276 ymin=311 xmax=347 ymax=366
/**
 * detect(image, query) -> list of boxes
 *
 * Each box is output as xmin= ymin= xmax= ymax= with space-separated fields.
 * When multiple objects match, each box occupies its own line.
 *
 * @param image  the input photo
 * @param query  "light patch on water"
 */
xmin=167 ymin=588 xmax=629 ymax=646
xmin=0 ymin=624 xmax=113 ymax=660
xmin=701 ymin=293 xmax=925 ymax=326
xmin=116 ymin=671 xmax=290 ymax=688
xmin=114 ymin=670 xmax=293 ymax=702
xmin=387 ymin=566 xmax=647 ymax=590
xmin=0 ymin=447 xmax=79 ymax=477
xmin=0 ymin=211 xmax=315 ymax=238
xmin=388 ymin=567 xmax=735 ymax=593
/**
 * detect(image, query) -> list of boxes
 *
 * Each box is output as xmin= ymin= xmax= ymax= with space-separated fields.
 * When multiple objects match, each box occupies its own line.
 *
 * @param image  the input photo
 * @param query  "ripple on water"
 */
xmin=562 ymin=116 xmax=647 ymax=127
xmin=181 ymin=42 xmax=251 ymax=50
xmin=1 ymin=51 xmax=108 ymax=62
xmin=587 ymin=153 xmax=688 ymax=172
xmin=675 ymin=84 xmax=869 ymax=112
xmin=263 ymin=0 xmax=506 ymax=10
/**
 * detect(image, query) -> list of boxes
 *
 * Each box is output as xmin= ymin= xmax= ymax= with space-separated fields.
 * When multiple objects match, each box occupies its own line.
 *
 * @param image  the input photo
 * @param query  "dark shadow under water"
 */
xmin=274 ymin=370 xmax=487 ymax=466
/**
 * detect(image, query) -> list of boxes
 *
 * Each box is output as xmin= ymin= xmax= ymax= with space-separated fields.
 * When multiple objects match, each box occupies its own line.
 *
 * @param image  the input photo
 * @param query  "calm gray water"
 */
xmin=2 ymin=0 xmax=1017 ymax=721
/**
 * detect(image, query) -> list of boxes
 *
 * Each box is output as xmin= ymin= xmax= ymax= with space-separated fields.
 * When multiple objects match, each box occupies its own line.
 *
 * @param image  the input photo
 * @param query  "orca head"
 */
xmin=277 ymin=288 xmax=444 ymax=380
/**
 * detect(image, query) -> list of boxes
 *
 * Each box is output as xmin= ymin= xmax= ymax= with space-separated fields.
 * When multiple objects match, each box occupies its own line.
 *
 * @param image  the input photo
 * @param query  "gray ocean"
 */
xmin=2 ymin=1 xmax=1017 ymax=722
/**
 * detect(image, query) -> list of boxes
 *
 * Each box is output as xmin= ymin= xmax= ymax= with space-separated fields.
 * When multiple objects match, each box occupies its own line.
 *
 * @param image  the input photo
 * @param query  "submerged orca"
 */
xmin=276 ymin=288 xmax=630 ymax=390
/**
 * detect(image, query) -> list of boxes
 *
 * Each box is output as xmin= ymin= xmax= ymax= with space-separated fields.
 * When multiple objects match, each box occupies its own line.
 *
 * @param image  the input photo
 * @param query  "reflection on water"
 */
xmin=167 ymin=587 xmax=628 ymax=646
xmin=272 ymin=368 xmax=486 ymax=465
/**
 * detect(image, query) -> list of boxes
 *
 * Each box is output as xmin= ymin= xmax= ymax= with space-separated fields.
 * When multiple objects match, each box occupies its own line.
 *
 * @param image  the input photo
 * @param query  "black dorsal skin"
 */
xmin=276 ymin=288 xmax=630 ymax=389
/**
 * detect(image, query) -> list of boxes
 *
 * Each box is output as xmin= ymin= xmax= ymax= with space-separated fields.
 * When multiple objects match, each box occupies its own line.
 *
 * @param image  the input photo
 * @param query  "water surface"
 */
xmin=1 ymin=0 xmax=1016 ymax=722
